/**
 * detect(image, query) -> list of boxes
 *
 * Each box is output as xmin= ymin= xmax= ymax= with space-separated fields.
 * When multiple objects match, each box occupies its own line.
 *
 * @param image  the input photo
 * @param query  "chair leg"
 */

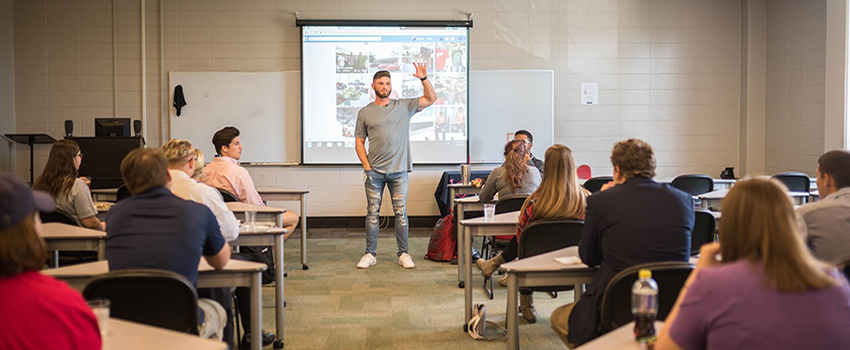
xmin=233 ymin=294 xmax=242 ymax=350
xmin=483 ymin=272 xmax=494 ymax=300
xmin=548 ymin=291 xmax=558 ymax=299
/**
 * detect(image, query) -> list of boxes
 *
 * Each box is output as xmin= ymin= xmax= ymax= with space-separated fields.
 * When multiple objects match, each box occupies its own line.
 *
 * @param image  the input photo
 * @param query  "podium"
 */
xmin=4 ymin=134 xmax=56 ymax=183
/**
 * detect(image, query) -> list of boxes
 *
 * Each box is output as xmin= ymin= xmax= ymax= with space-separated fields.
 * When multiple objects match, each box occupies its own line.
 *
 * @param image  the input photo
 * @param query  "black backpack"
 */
xmin=235 ymin=246 xmax=276 ymax=285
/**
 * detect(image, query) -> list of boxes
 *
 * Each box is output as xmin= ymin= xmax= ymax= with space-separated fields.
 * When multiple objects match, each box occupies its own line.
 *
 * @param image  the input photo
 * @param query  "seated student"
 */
xmin=163 ymin=139 xmax=275 ymax=347
xmin=32 ymin=140 xmax=103 ymax=230
xmin=0 ymin=174 xmax=101 ymax=350
xmin=203 ymin=126 xmax=300 ymax=240
xmin=105 ymin=148 xmax=231 ymax=341
xmin=551 ymin=139 xmax=694 ymax=347
xmin=657 ymin=178 xmax=850 ymax=350
xmin=477 ymin=144 xmax=589 ymax=323
xmin=478 ymin=139 xmax=541 ymax=203
xmin=796 ymin=150 xmax=850 ymax=263
xmin=514 ymin=130 xmax=544 ymax=175
xmin=192 ymin=148 xmax=206 ymax=181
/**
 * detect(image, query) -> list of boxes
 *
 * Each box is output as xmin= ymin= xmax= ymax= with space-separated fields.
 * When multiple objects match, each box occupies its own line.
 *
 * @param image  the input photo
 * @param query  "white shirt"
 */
xmin=169 ymin=170 xmax=240 ymax=242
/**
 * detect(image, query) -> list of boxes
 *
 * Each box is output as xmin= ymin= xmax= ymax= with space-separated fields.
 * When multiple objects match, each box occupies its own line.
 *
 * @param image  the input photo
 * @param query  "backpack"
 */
xmin=424 ymin=212 xmax=456 ymax=262
xmin=236 ymin=246 xmax=276 ymax=285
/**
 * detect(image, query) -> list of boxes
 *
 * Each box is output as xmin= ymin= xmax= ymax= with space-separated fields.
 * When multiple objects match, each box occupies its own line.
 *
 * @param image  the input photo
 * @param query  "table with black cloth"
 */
xmin=433 ymin=170 xmax=492 ymax=217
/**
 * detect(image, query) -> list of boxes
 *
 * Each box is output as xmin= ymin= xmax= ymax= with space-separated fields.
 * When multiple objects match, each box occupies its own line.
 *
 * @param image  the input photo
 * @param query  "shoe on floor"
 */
xmin=356 ymin=253 xmax=376 ymax=269
xmin=498 ymin=274 xmax=508 ymax=287
xmin=399 ymin=253 xmax=415 ymax=269
xmin=240 ymin=330 xmax=275 ymax=348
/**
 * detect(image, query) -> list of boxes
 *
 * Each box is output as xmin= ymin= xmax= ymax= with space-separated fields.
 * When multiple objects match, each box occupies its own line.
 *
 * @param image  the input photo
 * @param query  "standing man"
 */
xmin=354 ymin=63 xmax=436 ymax=269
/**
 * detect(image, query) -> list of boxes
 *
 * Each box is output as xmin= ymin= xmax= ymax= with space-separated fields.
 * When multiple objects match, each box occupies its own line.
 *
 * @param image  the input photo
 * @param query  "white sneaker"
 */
xmin=357 ymin=254 xmax=376 ymax=269
xmin=398 ymin=253 xmax=415 ymax=269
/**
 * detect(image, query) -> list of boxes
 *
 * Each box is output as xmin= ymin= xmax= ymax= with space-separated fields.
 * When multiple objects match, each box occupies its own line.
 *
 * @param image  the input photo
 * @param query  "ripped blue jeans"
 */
xmin=364 ymin=169 xmax=409 ymax=257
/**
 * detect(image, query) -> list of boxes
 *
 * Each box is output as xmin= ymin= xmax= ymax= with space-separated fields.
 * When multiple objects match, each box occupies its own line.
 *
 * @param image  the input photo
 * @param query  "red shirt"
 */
xmin=0 ymin=271 xmax=102 ymax=350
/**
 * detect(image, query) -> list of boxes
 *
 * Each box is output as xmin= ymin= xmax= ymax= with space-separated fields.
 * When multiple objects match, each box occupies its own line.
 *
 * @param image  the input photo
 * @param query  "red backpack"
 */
xmin=424 ymin=211 xmax=457 ymax=262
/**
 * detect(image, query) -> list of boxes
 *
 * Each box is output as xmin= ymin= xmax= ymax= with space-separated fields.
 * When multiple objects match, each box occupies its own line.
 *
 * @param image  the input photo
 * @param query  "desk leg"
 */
xmin=250 ymin=272 xmax=263 ymax=350
xmin=97 ymin=241 xmax=106 ymax=261
xmin=274 ymin=234 xmax=285 ymax=347
xmin=456 ymin=201 xmax=465 ymax=288
xmin=463 ymin=225 xmax=473 ymax=331
xmin=574 ymin=285 xmax=582 ymax=301
xmin=301 ymin=194 xmax=308 ymax=270
xmin=52 ymin=251 xmax=59 ymax=268
xmin=507 ymin=273 xmax=519 ymax=350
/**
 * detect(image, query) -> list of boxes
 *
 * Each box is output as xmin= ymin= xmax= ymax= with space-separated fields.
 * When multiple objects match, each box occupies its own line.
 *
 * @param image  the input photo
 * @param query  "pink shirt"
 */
xmin=202 ymin=156 xmax=265 ymax=206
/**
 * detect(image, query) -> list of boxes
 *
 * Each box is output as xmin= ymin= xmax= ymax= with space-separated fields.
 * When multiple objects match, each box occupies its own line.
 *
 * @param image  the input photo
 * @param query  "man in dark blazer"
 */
xmin=550 ymin=139 xmax=694 ymax=347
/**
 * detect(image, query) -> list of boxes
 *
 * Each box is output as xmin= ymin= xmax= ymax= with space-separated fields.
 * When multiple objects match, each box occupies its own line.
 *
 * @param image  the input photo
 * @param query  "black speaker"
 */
xmin=64 ymin=120 xmax=73 ymax=138
xmin=133 ymin=120 xmax=142 ymax=137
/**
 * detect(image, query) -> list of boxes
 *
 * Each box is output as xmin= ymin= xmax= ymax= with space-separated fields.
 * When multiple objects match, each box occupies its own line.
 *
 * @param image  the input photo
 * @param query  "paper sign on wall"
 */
xmin=581 ymin=83 xmax=598 ymax=105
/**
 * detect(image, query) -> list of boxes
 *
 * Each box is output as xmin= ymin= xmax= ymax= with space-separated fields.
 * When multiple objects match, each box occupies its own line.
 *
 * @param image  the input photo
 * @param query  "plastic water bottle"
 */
xmin=632 ymin=269 xmax=658 ymax=341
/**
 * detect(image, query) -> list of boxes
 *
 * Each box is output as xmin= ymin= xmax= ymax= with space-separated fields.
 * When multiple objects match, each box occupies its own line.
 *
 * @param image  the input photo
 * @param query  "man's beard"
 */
xmin=375 ymin=88 xmax=391 ymax=99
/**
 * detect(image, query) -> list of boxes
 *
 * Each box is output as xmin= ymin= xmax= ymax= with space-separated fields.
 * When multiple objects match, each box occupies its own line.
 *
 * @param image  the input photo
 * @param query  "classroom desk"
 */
xmin=255 ymin=187 xmax=310 ymax=270
xmin=91 ymin=188 xmax=118 ymax=202
xmin=459 ymin=211 xmax=520 ymax=329
xmin=501 ymin=246 xmax=596 ymax=350
xmin=455 ymin=195 xmax=492 ymax=287
xmin=698 ymin=189 xmax=811 ymax=211
xmin=230 ymin=226 xmax=288 ymax=343
xmin=43 ymin=260 xmax=267 ymax=350
xmin=227 ymin=202 xmax=288 ymax=227
xmin=655 ymin=177 xmax=736 ymax=190
xmin=449 ymin=183 xmax=484 ymax=288
xmin=577 ymin=321 xmax=665 ymax=350
xmin=40 ymin=223 xmax=106 ymax=268
xmin=104 ymin=318 xmax=227 ymax=350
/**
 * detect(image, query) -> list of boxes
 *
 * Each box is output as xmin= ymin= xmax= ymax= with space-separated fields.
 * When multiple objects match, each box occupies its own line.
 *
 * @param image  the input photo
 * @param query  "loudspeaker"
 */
xmin=64 ymin=120 xmax=73 ymax=138
xmin=133 ymin=120 xmax=142 ymax=137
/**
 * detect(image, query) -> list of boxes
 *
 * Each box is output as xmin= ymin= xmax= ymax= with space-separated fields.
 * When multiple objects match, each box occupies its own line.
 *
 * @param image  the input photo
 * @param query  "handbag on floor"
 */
xmin=467 ymin=304 xmax=506 ymax=340
xmin=424 ymin=212 xmax=456 ymax=262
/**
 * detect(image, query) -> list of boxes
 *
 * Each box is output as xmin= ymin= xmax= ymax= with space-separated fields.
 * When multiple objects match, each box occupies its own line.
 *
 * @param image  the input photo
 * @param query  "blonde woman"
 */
xmin=477 ymin=144 xmax=589 ymax=323
xmin=656 ymin=178 xmax=850 ymax=350
xmin=192 ymin=148 xmax=206 ymax=181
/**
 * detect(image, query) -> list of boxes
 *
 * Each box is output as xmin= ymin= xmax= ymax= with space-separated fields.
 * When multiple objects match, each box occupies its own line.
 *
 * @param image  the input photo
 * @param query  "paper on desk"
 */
xmin=554 ymin=256 xmax=581 ymax=265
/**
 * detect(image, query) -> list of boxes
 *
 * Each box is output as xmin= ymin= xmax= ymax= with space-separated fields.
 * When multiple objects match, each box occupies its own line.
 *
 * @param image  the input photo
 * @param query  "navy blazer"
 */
xmin=567 ymin=176 xmax=694 ymax=346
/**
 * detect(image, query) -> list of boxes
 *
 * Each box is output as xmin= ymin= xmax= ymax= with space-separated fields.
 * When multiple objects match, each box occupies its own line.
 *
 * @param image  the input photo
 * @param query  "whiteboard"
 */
xmin=469 ymin=70 xmax=554 ymax=163
xmin=169 ymin=70 xmax=553 ymax=164
xmin=169 ymin=72 xmax=300 ymax=163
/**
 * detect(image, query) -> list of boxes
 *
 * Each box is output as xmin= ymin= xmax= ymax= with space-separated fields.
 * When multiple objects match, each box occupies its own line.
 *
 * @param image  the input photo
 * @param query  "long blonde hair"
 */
xmin=720 ymin=178 xmax=836 ymax=292
xmin=520 ymin=144 xmax=588 ymax=221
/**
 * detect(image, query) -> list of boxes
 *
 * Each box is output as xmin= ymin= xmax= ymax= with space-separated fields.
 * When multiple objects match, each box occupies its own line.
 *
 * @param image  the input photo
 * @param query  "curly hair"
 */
xmin=503 ymin=140 xmax=530 ymax=192
xmin=610 ymin=139 xmax=656 ymax=179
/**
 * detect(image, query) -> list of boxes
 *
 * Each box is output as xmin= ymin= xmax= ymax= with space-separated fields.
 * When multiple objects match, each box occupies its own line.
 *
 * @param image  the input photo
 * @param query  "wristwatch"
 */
xmin=419 ymin=76 xmax=427 ymax=81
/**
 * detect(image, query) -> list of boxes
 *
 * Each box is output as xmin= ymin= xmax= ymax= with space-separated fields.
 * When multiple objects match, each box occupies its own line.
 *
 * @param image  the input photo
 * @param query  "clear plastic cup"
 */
xmin=245 ymin=211 xmax=257 ymax=231
xmin=87 ymin=299 xmax=110 ymax=336
xmin=484 ymin=204 xmax=496 ymax=221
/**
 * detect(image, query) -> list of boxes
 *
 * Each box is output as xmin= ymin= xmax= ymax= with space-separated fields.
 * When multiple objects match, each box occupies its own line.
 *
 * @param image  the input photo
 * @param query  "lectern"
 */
xmin=4 ymin=134 xmax=56 ymax=183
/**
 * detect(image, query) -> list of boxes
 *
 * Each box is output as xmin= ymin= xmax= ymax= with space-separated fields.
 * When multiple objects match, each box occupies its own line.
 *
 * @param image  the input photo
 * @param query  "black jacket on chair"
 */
xmin=567 ymin=176 xmax=694 ymax=346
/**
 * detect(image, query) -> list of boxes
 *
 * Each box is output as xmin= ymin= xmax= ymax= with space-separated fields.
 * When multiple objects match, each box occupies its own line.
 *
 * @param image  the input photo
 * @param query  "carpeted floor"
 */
xmin=257 ymin=227 xmax=573 ymax=350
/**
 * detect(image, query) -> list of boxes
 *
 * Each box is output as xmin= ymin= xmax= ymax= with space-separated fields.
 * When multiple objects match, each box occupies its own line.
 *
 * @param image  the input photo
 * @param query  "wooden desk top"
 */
xmin=91 ymin=188 xmax=119 ymax=194
xmin=255 ymin=186 xmax=309 ymax=194
xmin=226 ymin=202 xmax=287 ymax=213
xmin=40 ymin=223 xmax=105 ymax=239
xmin=501 ymin=246 xmax=592 ymax=273
xmin=104 ymin=318 xmax=227 ymax=350
xmin=459 ymin=211 xmax=520 ymax=226
xmin=238 ymin=226 xmax=289 ymax=235
xmin=42 ymin=259 xmax=267 ymax=278
xmin=700 ymin=189 xmax=809 ymax=200
xmin=448 ymin=183 xmax=477 ymax=188
xmin=578 ymin=321 xmax=664 ymax=350
xmin=456 ymin=195 xmax=489 ymax=203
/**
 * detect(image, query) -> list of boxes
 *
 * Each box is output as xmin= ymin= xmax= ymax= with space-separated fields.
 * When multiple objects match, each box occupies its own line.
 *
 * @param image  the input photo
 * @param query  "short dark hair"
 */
xmin=0 ymin=213 xmax=46 ymax=277
xmin=514 ymin=130 xmax=533 ymax=144
xmin=120 ymin=148 xmax=170 ymax=195
xmin=212 ymin=126 xmax=240 ymax=155
xmin=611 ymin=138 xmax=656 ymax=179
xmin=373 ymin=70 xmax=390 ymax=82
xmin=818 ymin=150 xmax=850 ymax=189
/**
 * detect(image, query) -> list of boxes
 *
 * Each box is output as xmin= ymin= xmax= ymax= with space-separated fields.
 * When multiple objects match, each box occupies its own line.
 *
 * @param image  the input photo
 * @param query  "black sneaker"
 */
xmin=241 ymin=331 xmax=275 ymax=348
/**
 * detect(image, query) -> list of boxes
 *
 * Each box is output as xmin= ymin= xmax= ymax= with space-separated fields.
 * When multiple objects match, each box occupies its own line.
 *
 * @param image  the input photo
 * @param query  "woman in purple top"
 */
xmin=657 ymin=178 xmax=850 ymax=350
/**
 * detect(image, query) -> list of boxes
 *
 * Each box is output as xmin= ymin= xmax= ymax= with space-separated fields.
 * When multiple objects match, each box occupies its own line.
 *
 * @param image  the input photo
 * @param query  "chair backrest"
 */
xmin=840 ymin=257 xmax=850 ymax=283
xmin=671 ymin=174 xmax=714 ymax=196
xmin=577 ymin=165 xmax=592 ymax=180
xmin=116 ymin=185 xmax=132 ymax=202
xmin=83 ymin=269 xmax=199 ymax=335
xmin=691 ymin=210 xmax=716 ymax=255
xmin=583 ymin=176 xmax=613 ymax=194
xmin=495 ymin=194 xmax=529 ymax=215
xmin=599 ymin=261 xmax=694 ymax=333
xmin=518 ymin=219 xmax=584 ymax=259
xmin=218 ymin=188 xmax=239 ymax=203
xmin=39 ymin=209 xmax=78 ymax=226
xmin=770 ymin=172 xmax=811 ymax=193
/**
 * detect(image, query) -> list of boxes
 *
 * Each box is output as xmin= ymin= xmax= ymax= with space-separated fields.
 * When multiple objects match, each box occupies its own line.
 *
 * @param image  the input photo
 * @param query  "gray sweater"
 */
xmin=796 ymin=187 xmax=850 ymax=263
xmin=479 ymin=165 xmax=541 ymax=203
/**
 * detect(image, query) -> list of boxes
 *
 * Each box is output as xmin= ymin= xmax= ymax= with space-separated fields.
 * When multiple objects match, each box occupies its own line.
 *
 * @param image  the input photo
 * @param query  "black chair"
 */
xmin=599 ymin=261 xmax=694 ymax=333
xmin=583 ymin=176 xmax=613 ymax=194
xmin=480 ymin=194 xmax=530 ymax=299
xmin=840 ymin=257 xmax=850 ymax=283
xmin=517 ymin=219 xmax=584 ymax=297
xmin=40 ymin=209 xmax=98 ymax=266
xmin=116 ymin=185 xmax=132 ymax=202
xmin=219 ymin=188 xmax=239 ymax=203
xmin=39 ymin=209 xmax=77 ymax=226
xmin=691 ymin=210 xmax=717 ymax=256
xmin=83 ymin=269 xmax=200 ymax=335
xmin=671 ymin=174 xmax=714 ymax=196
xmin=771 ymin=172 xmax=811 ymax=193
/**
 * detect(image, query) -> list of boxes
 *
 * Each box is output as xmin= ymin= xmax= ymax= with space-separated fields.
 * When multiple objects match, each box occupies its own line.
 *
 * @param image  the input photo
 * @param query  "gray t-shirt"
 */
xmin=354 ymin=98 xmax=420 ymax=174
xmin=478 ymin=165 xmax=542 ymax=203
xmin=56 ymin=178 xmax=98 ymax=225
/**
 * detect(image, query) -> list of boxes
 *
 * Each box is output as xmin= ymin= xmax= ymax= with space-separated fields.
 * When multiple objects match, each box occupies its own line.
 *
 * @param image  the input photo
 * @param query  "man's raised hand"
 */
xmin=413 ymin=62 xmax=427 ymax=79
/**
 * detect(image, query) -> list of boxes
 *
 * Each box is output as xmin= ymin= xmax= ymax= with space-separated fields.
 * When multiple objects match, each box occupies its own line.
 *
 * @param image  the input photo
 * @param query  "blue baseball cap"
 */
xmin=0 ymin=173 xmax=55 ymax=230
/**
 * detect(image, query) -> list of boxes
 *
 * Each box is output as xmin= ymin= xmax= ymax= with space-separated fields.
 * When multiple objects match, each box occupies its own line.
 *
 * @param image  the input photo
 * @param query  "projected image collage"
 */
xmin=334 ymin=41 xmax=468 ymax=144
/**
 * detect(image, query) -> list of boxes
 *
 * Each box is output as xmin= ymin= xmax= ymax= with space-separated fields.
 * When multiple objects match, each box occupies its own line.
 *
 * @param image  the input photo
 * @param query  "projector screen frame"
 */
xmin=296 ymin=19 xmax=473 ymax=166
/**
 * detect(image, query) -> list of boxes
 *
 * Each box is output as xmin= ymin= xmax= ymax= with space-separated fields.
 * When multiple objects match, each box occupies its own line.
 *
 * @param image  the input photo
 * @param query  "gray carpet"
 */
xmin=259 ymin=228 xmax=573 ymax=349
